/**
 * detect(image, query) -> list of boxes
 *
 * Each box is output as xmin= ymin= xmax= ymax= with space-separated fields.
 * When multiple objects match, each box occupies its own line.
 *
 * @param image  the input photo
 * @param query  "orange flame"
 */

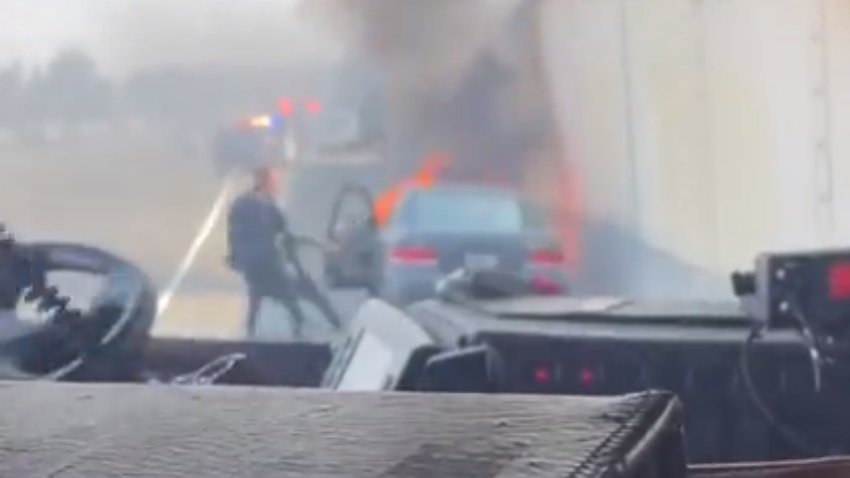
xmin=556 ymin=164 xmax=583 ymax=273
xmin=373 ymin=152 xmax=450 ymax=228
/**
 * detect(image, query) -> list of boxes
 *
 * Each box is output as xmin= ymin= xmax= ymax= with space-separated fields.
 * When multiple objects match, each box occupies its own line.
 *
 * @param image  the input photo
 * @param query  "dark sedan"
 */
xmin=325 ymin=183 xmax=569 ymax=306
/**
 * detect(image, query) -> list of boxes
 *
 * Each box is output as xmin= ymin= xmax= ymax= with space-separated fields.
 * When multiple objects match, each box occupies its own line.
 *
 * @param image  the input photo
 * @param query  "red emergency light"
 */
xmin=278 ymin=97 xmax=294 ymax=118
xmin=305 ymin=98 xmax=323 ymax=115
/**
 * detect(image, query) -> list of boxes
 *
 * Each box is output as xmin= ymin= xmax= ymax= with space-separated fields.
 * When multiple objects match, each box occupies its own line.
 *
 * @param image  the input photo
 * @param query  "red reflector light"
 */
xmin=579 ymin=367 xmax=596 ymax=388
xmin=390 ymin=246 xmax=437 ymax=264
xmin=533 ymin=364 xmax=553 ymax=384
xmin=531 ymin=276 xmax=562 ymax=296
xmin=530 ymin=249 xmax=564 ymax=265
xmin=829 ymin=262 xmax=850 ymax=300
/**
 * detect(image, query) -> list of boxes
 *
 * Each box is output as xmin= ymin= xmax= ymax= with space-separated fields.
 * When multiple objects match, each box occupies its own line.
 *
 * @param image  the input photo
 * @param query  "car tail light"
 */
xmin=530 ymin=248 xmax=564 ymax=265
xmin=390 ymin=246 xmax=438 ymax=265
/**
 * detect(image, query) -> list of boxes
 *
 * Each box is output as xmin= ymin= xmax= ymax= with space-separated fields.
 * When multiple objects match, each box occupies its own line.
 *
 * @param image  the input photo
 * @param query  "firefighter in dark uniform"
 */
xmin=0 ymin=224 xmax=46 ymax=311
xmin=226 ymin=164 xmax=308 ymax=337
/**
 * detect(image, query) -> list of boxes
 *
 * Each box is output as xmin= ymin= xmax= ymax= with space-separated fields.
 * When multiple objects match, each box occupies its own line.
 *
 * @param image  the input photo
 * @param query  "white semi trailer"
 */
xmin=531 ymin=0 xmax=850 ymax=299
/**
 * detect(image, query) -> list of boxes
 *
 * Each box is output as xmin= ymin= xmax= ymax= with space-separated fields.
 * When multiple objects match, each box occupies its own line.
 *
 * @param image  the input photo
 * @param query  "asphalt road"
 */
xmin=1 ymin=135 xmax=386 ymax=341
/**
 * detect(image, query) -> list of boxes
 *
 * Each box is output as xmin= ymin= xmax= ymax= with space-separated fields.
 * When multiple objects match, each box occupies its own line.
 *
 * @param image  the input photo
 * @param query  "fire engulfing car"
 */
xmin=323 ymin=182 xmax=569 ymax=305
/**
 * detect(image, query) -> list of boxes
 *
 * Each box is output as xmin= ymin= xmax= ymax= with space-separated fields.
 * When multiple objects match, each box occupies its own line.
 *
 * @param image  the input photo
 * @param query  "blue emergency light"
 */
xmin=268 ymin=113 xmax=285 ymax=130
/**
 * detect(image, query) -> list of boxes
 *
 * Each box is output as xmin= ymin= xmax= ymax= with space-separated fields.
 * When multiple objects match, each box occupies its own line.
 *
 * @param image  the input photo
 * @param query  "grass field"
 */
xmin=1 ymin=136 xmax=247 ymax=336
xmin=2 ymin=134 xmax=381 ymax=339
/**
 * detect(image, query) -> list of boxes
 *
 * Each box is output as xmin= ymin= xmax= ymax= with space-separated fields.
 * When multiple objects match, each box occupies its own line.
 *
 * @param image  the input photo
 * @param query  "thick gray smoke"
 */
xmin=97 ymin=0 xmax=341 ymax=76
xmin=302 ymin=0 xmax=535 ymax=175
xmin=303 ymin=0 xmax=514 ymax=95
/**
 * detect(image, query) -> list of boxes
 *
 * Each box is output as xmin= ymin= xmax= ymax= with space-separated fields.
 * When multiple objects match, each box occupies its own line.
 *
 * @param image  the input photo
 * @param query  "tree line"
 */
xmin=0 ymin=49 xmax=323 ymax=138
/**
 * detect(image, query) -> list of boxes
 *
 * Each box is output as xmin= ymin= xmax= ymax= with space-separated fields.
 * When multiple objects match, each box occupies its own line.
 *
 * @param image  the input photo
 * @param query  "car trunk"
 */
xmin=397 ymin=232 xmax=529 ymax=273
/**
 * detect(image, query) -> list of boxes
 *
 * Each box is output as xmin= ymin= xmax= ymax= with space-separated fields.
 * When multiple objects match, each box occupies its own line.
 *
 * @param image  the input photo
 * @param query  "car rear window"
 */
xmin=403 ymin=189 xmax=536 ymax=234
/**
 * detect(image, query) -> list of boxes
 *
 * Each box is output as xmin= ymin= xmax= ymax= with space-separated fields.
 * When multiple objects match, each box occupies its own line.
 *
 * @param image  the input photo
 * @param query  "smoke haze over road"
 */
xmin=1 ymin=0 xmax=339 ymax=77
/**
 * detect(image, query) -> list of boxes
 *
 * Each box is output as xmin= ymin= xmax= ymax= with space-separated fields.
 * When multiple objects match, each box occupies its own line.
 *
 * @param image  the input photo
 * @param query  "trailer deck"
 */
xmin=0 ymin=383 xmax=683 ymax=477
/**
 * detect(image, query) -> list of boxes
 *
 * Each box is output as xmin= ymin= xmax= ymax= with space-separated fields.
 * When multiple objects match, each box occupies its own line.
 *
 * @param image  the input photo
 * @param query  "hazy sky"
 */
xmin=0 ymin=0 xmax=341 ymax=77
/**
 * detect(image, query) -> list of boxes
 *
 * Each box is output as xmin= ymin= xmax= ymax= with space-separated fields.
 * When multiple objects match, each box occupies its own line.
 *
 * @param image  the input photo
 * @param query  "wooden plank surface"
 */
xmin=0 ymin=383 xmax=676 ymax=478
